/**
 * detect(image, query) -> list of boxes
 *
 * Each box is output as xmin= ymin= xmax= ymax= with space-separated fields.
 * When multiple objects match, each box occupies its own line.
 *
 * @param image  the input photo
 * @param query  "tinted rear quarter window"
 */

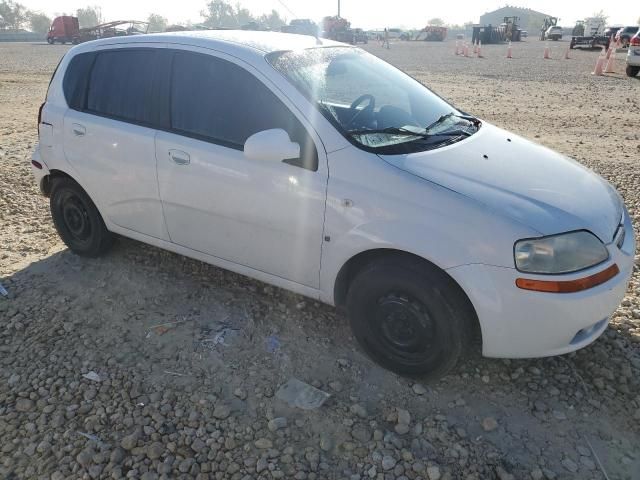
xmin=170 ymin=51 xmax=318 ymax=170
xmin=87 ymin=49 xmax=159 ymax=125
xmin=63 ymin=52 xmax=95 ymax=110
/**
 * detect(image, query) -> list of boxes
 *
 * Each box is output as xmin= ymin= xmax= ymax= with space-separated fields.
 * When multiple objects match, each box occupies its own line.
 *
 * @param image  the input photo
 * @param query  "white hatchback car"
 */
xmin=32 ymin=31 xmax=635 ymax=379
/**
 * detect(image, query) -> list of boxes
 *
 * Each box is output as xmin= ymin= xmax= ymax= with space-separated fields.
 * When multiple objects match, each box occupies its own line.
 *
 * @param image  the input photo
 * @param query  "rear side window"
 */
xmin=86 ymin=49 xmax=158 ymax=125
xmin=170 ymin=51 xmax=318 ymax=170
xmin=63 ymin=52 xmax=95 ymax=110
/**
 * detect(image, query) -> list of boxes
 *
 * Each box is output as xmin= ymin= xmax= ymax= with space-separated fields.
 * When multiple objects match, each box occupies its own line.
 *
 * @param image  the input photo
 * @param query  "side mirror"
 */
xmin=244 ymin=129 xmax=300 ymax=163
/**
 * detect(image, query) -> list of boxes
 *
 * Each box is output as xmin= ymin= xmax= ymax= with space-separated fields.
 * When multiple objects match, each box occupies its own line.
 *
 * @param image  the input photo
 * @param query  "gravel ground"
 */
xmin=1 ymin=39 xmax=639 ymax=480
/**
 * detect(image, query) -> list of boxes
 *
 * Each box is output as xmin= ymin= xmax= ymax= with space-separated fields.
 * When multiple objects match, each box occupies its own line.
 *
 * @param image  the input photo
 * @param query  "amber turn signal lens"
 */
xmin=516 ymin=264 xmax=619 ymax=293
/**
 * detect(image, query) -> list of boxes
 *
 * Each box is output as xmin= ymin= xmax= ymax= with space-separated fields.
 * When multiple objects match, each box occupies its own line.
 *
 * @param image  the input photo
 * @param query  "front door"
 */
xmin=156 ymin=49 xmax=328 ymax=288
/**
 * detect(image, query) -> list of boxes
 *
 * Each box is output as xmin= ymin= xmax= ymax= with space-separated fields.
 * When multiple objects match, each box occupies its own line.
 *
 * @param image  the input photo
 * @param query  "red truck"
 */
xmin=47 ymin=16 xmax=80 ymax=44
xmin=46 ymin=16 xmax=149 ymax=45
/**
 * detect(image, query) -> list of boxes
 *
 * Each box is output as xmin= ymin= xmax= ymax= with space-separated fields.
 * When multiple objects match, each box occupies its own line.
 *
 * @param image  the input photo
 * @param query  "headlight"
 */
xmin=514 ymin=231 xmax=609 ymax=274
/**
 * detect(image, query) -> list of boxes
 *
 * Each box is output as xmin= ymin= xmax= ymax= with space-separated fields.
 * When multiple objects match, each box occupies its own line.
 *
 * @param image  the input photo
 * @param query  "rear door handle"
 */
xmin=72 ymin=123 xmax=86 ymax=136
xmin=169 ymin=149 xmax=190 ymax=165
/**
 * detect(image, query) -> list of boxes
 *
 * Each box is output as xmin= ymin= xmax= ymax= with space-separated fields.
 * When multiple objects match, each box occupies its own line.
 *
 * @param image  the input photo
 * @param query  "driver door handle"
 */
xmin=169 ymin=149 xmax=190 ymax=165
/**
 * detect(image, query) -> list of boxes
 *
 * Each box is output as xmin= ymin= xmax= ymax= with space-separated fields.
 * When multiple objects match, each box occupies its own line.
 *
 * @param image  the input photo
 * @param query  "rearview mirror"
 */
xmin=244 ymin=129 xmax=300 ymax=162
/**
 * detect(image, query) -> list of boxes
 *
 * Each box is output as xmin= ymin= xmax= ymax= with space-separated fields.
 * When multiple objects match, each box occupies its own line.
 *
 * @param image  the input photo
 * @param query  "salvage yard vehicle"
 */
xmin=545 ymin=25 xmax=563 ymax=41
xmin=616 ymin=26 xmax=639 ymax=47
xmin=570 ymin=17 xmax=610 ymax=49
xmin=626 ymin=30 xmax=640 ymax=77
xmin=32 ymin=31 xmax=635 ymax=379
xmin=46 ymin=15 xmax=148 ymax=45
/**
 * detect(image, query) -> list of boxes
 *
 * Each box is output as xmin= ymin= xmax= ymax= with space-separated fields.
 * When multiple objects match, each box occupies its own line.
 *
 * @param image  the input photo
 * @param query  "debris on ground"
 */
xmin=0 ymin=282 xmax=8 ymax=297
xmin=81 ymin=371 xmax=101 ymax=382
xmin=276 ymin=378 xmax=331 ymax=410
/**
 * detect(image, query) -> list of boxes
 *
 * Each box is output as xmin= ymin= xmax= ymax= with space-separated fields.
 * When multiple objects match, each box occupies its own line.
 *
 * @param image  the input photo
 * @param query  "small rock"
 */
xmin=256 ymin=457 xmax=268 ymax=473
xmin=319 ymin=433 xmax=334 ymax=452
xmin=530 ymin=468 xmax=544 ymax=480
xmin=561 ymin=458 xmax=578 ymax=473
xmin=351 ymin=425 xmax=372 ymax=443
xmin=213 ymin=404 xmax=231 ymax=419
xmin=147 ymin=442 xmax=164 ymax=460
xmin=382 ymin=455 xmax=397 ymax=471
xmin=350 ymin=404 xmax=368 ymax=418
xmin=76 ymin=449 xmax=93 ymax=467
xmin=395 ymin=424 xmax=410 ymax=435
xmin=328 ymin=381 xmax=343 ymax=392
xmin=397 ymin=408 xmax=411 ymax=425
xmin=191 ymin=438 xmax=206 ymax=453
xmin=15 ymin=398 xmax=35 ymax=412
xmin=255 ymin=438 xmax=273 ymax=449
xmin=233 ymin=388 xmax=247 ymax=400
xmin=412 ymin=383 xmax=428 ymax=395
xmin=426 ymin=465 xmax=441 ymax=480
xmin=268 ymin=417 xmax=288 ymax=431
xmin=120 ymin=431 xmax=139 ymax=450
xmin=110 ymin=447 xmax=126 ymax=464
xmin=481 ymin=417 xmax=498 ymax=432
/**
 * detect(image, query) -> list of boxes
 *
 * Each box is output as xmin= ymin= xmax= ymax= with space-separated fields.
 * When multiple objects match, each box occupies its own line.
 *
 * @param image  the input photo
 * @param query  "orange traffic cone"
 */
xmin=464 ymin=43 xmax=470 ymax=57
xmin=604 ymin=49 xmax=617 ymax=73
xmin=564 ymin=46 xmax=570 ymax=59
xmin=543 ymin=43 xmax=551 ymax=59
xmin=506 ymin=41 xmax=513 ymax=58
xmin=592 ymin=47 xmax=606 ymax=75
xmin=605 ymin=45 xmax=613 ymax=60
xmin=477 ymin=40 xmax=483 ymax=58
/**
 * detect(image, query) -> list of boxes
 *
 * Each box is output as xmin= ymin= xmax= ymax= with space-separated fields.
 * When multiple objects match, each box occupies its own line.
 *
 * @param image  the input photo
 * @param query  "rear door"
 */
xmin=62 ymin=45 xmax=170 ymax=240
xmin=155 ymin=48 xmax=328 ymax=288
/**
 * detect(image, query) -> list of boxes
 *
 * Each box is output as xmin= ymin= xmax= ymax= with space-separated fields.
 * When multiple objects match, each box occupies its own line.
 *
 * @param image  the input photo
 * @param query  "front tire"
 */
xmin=346 ymin=256 xmax=473 ymax=380
xmin=50 ymin=178 xmax=114 ymax=257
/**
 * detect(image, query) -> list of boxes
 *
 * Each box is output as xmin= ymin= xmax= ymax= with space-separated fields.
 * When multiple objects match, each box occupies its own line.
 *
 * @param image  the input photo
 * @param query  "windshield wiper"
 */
xmin=347 ymin=126 xmax=429 ymax=137
xmin=424 ymin=112 xmax=479 ymax=132
xmin=348 ymin=126 xmax=472 ymax=139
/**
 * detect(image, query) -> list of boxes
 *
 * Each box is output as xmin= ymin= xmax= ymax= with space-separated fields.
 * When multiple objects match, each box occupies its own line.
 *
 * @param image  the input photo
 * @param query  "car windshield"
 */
xmin=266 ymin=47 xmax=479 ymax=154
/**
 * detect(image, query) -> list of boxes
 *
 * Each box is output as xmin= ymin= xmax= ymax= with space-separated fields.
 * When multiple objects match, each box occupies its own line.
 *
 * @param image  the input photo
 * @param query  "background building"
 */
xmin=479 ymin=6 xmax=552 ymax=34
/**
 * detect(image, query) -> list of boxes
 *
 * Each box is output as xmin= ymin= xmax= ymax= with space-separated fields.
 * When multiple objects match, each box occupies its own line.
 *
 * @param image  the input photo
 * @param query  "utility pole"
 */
xmin=338 ymin=0 xmax=341 ymax=17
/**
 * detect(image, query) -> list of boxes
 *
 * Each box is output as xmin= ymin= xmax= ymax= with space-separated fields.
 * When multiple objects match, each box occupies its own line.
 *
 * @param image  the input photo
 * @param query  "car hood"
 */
xmin=379 ymin=123 xmax=622 ymax=243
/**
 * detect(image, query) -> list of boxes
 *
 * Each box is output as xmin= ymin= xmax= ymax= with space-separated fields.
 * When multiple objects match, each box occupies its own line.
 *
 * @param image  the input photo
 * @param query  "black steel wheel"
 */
xmin=346 ymin=255 xmax=474 ymax=380
xmin=50 ymin=178 xmax=114 ymax=257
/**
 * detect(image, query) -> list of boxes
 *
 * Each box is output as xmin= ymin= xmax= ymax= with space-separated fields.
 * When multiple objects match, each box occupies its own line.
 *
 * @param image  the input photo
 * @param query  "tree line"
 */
xmin=0 ymin=0 xmax=287 ymax=35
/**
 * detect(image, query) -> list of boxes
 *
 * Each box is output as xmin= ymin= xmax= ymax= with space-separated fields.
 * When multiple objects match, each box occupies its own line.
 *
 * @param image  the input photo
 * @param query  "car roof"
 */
xmin=76 ymin=30 xmax=344 ymax=60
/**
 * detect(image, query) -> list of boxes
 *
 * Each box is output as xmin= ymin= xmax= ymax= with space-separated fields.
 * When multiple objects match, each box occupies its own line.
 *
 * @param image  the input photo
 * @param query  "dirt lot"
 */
xmin=1 ymin=39 xmax=639 ymax=480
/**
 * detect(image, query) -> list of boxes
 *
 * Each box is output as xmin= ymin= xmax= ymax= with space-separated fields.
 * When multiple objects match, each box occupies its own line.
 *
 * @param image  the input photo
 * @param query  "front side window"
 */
xmin=170 ymin=51 xmax=317 ymax=170
xmin=86 ymin=49 xmax=158 ymax=125
xmin=267 ymin=47 xmax=480 ymax=154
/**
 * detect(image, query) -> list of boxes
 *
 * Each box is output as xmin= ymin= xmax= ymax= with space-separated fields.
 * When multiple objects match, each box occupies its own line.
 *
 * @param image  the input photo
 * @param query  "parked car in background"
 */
xmin=545 ymin=26 xmax=563 ymax=40
xmin=353 ymin=28 xmax=368 ymax=44
xmin=521 ymin=30 xmax=528 ymax=38
xmin=32 ymin=31 xmax=635 ymax=379
xmin=387 ymin=28 xmax=404 ymax=39
xmin=616 ymin=25 xmax=639 ymax=46
xmin=626 ymin=30 xmax=640 ymax=76
xmin=603 ymin=26 xmax=623 ymax=39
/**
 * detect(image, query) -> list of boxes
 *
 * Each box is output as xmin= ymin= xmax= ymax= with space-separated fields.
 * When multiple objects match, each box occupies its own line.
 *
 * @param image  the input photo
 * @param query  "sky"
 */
xmin=21 ymin=0 xmax=635 ymax=29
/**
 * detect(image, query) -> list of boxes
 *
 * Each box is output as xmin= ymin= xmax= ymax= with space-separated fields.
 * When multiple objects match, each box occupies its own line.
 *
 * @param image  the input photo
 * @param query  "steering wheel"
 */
xmin=346 ymin=94 xmax=375 ymax=129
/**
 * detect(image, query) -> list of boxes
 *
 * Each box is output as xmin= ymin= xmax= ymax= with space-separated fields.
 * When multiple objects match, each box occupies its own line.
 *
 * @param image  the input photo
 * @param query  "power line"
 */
xmin=275 ymin=0 xmax=296 ymax=18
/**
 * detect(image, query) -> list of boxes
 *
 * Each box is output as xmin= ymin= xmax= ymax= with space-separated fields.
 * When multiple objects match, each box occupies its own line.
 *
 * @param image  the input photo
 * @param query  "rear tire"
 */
xmin=346 ymin=256 xmax=473 ymax=380
xmin=627 ymin=65 xmax=640 ymax=77
xmin=50 ymin=178 xmax=114 ymax=257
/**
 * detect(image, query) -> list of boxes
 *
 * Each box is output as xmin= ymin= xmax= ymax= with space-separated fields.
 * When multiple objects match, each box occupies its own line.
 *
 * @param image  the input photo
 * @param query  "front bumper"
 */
xmin=447 ymin=209 xmax=635 ymax=358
